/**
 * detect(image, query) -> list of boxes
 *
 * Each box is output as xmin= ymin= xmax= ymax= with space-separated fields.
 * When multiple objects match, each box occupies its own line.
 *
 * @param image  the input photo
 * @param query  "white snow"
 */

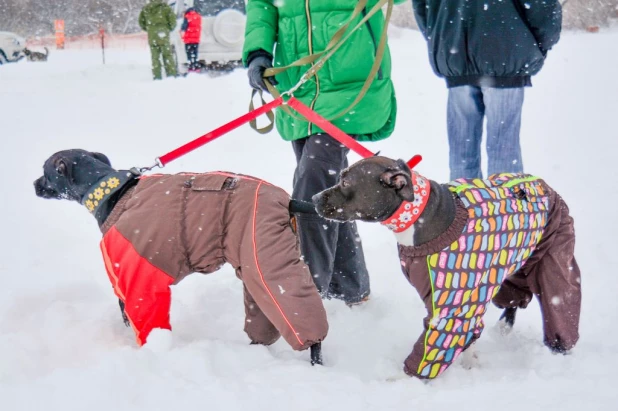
xmin=2 ymin=28 xmax=618 ymax=410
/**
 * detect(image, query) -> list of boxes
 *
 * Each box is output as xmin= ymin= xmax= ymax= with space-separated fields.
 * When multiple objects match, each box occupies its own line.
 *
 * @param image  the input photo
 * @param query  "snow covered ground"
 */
xmin=1 ymin=28 xmax=617 ymax=410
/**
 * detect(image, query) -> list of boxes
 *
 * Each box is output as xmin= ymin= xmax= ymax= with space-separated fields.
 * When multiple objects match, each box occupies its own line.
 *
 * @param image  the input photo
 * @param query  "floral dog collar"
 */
xmin=81 ymin=171 xmax=138 ymax=215
xmin=381 ymin=172 xmax=430 ymax=233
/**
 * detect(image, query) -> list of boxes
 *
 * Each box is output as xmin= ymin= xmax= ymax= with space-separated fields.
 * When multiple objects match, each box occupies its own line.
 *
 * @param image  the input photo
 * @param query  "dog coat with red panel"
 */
xmin=92 ymin=171 xmax=327 ymax=350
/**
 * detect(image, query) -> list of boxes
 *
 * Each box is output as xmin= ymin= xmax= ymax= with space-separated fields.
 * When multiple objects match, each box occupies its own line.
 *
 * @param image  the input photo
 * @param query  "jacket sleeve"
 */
xmin=181 ymin=16 xmax=189 ymax=32
xmin=100 ymin=226 xmax=174 ymax=346
xmin=411 ymin=0 xmax=428 ymax=38
xmin=138 ymin=9 xmax=147 ymax=31
xmin=516 ymin=0 xmax=562 ymax=54
xmin=166 ymin=6 xmax=177 ymax=32
xmin=242 ymin=0 xmax=279 ymax=66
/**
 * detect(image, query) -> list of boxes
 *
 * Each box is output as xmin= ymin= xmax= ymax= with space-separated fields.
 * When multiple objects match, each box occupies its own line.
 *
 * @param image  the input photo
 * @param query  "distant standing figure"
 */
xmin=181 ymin=7 xmax=202 ymax=72
xmin=139 ymin=0 xmax=178 ymax=80
xmin=412 ymin=0 xmax=562 ymax=180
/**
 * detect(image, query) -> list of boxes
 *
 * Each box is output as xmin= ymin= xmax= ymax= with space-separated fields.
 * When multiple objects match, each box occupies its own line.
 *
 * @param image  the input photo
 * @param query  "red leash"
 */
xmin=287 ymin=97 xmax=375 ymax=159
xmin=286 ymin=97 xmax=422 ymax=169
xmin=146 ymin=96 xmax=421 ymax=171
xmin=157 ymin=97 xmax=284 ymax=166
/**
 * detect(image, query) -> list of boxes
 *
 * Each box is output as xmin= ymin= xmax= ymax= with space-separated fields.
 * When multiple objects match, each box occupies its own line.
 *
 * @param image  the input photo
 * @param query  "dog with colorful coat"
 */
xmin=313 ymin=156 xmax=581 ymax=379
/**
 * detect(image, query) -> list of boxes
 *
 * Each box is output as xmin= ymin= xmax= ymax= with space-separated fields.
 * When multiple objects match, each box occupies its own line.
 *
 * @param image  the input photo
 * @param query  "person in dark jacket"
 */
xmin=180 ymin=7 xmax=202 ymax=72
xmin=139 ymin=0 xmax=178 ymax=80
xmin=412 ymin=0 xmax=562 ymax=180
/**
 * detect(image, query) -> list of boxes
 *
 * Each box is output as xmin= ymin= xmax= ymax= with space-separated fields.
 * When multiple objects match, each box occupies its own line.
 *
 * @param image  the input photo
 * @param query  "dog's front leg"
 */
xmin=310 ymin=342 xmax=323 ymax=366
xmin=118 ymin=299 xmax=130 ymax=327
xmin=498 ymin=307 xmax=517 ymax=334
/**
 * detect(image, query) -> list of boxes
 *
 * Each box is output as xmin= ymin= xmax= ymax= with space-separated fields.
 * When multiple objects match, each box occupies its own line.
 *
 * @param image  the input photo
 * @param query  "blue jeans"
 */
xmin=447 ymin=86 xmax=525 ymax=180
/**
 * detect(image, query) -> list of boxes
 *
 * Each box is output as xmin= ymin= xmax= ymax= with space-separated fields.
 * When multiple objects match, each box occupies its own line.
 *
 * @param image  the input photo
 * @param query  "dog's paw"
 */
xmin=385 ymin=372 xmax=409 ymax=382
xmin=144 ymin=328 xmax=173 ymax=353
xmin=498 ymin=317 xmax=514 ymax=336
xmin=345 ymin=295 xmax=370 ymax=308
xmin=458 ymin=348 xmax=480 ymax=370
xmin=497 ymin=307 xmax=517 ymax=336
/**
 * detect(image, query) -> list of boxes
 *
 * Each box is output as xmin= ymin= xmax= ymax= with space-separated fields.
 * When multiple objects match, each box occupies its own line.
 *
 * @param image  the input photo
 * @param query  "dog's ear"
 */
xmin=396 ymin=159 xmax=412 ymax=174
xmin=381 ymin=167 xmax=415 ymax=202
xmin=90 ymin=152 xmax=111 ymax=166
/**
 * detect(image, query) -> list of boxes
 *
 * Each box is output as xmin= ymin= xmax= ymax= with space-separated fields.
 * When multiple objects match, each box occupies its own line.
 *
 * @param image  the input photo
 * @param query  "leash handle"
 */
xmin=157 ymin=97 xmax=284 ymax=167
xmin=249 ymin=89 xmax=276 ymax=134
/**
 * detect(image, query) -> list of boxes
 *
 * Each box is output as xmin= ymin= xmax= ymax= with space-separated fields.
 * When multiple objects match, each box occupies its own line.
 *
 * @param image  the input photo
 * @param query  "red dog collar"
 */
xmin=381 ymin=172 xmax=430 ymax=233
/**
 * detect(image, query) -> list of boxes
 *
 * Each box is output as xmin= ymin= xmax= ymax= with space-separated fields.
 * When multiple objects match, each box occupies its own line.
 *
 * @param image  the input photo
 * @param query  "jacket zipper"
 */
xmin=305 ymin=0 xmax=319 ymax=135
xmin=362 ymin=8 xmax=383 ymax=80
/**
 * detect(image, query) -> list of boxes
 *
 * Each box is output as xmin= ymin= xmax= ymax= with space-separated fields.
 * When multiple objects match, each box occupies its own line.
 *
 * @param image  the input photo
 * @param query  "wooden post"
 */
xmin=99 ymin=26 xmax=106 ymax=64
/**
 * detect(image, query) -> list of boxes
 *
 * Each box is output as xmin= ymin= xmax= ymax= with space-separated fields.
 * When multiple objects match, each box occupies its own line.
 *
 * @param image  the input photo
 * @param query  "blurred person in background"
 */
xmin=180 ymin=6 xmax=202 ymax=72
xmin=139 ymin=0 xmax=178 ymax=80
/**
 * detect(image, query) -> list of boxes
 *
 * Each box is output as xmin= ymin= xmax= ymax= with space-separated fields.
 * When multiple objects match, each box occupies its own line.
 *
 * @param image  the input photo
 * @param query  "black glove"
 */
xmin=247 ymin=51 xmax=278 ymax=92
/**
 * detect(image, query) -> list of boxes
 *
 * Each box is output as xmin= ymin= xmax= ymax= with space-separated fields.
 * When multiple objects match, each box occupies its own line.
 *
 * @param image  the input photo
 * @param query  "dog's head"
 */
xmin=34 ymin=149 xmax=114 ymax=202
xmin=312 ymin=156 xmax=416 ymax=222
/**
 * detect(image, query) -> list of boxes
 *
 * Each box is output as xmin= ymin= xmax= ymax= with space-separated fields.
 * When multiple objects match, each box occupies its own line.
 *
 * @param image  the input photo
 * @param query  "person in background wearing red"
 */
xmin=180 ymin=7 xmax=201 ymax=72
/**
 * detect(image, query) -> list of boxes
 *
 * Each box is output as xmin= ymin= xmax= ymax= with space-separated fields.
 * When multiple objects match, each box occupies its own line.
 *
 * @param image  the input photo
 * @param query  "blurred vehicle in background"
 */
xmin=168 ymin=0 xmax=246 ymax=75
xmin=0 ymin=31 xmax=26 ymax=65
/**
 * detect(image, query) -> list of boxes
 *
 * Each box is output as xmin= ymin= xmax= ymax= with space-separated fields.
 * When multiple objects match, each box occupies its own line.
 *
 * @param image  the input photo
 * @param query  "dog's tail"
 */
xmin=44 ymin=47 xmax=49 ymax=57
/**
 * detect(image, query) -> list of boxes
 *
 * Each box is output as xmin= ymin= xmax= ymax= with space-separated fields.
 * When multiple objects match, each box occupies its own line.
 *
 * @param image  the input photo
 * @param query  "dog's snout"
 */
xmin=312 ymin=193 xmax=322 ymax=205
xmin=34 ymin=176 xmax=58 ymax=199
xmin=34 ymin=177 xmax=45 ymax=197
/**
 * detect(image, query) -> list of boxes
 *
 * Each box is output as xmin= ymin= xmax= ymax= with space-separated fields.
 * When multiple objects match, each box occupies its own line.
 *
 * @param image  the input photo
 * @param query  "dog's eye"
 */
xmin=55 ymin=161 xmax=67 ymax=176
xmin=341 ymin=180 xmax=350 ymax=188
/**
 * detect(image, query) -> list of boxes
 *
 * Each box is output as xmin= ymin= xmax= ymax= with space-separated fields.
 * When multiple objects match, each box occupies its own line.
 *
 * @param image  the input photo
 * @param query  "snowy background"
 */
xmin=1 ymin=28 xmax=618 ymax=410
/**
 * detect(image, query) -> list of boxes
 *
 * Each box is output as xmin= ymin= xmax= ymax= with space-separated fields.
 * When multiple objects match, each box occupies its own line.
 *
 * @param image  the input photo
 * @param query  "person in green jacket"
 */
xmin=139 ymin=0 xmax=177 ymax=80
xmin=243 ymin=0 xmax=402 ymax=306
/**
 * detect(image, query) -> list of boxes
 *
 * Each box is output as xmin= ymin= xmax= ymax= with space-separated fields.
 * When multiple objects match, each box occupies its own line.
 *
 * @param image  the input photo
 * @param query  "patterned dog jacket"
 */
xmin=398 ymin=173 xmax=558 ymax=379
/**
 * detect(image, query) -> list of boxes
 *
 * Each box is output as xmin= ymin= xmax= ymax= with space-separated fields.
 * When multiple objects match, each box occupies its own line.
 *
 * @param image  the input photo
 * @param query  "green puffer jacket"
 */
xmin=139 ymin=0 xmax=176 ymax=39
xmin=243 ymin=0 xmax=404 ymax=142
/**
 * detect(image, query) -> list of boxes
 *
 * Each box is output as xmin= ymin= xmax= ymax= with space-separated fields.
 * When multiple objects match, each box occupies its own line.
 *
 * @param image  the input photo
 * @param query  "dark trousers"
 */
xmin=291 ymin=133 xmax=370 ymax=303
xmin=185 ymin=43 xmax=199 ymax=70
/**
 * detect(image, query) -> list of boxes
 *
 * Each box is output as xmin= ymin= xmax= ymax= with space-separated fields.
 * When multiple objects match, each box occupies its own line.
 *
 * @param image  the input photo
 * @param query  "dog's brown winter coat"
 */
xmin=99 ymin=171 xmax=328 ymax=349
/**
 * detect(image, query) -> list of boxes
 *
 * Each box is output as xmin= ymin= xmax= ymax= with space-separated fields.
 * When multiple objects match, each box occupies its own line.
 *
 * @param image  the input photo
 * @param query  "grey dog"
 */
xmin=23 ymin=47 xmax=49 ymax=62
